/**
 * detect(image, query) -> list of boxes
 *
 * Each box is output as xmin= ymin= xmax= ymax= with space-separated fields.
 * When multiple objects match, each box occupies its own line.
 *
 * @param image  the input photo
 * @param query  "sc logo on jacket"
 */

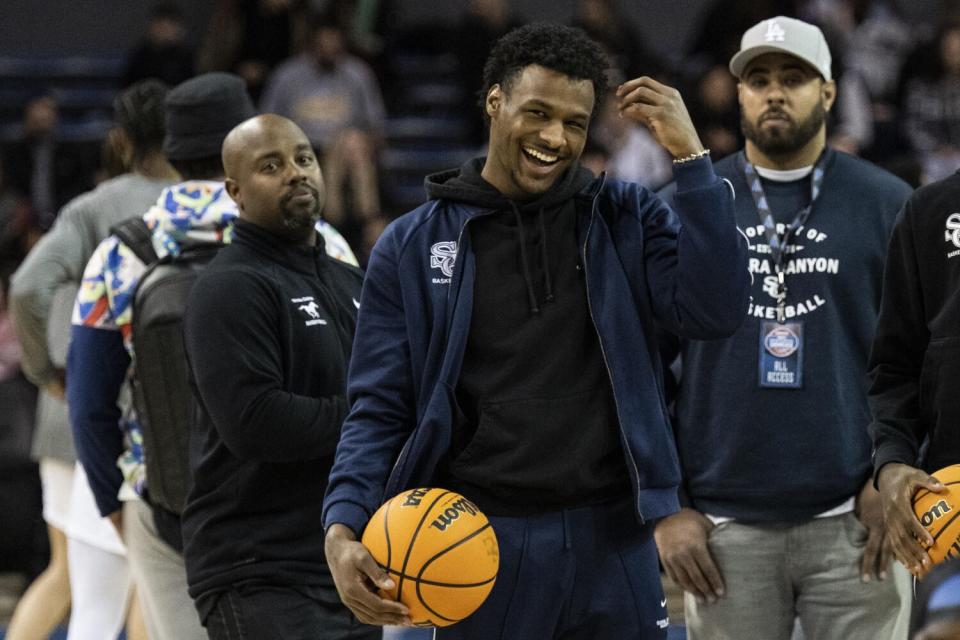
xmin=430 ymin=241 xmax=457 ymax=282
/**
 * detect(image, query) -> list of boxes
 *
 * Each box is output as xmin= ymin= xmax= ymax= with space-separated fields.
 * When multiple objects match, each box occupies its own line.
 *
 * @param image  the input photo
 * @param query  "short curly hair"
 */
xmin=479 ymin=22 xmax=610 ymax=122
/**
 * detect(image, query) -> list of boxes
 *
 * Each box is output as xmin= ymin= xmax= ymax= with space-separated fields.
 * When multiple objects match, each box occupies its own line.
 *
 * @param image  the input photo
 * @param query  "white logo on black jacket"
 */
xmin=291 ymin=296 xmax=327 ymax=326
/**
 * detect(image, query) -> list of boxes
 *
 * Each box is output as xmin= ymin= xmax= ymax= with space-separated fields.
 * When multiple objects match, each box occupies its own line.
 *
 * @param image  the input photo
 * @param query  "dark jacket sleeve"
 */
xmin=183 ymin=270 xmax=346 ymax=463
xmin=644 ymin=157 xmax=750 ymax=339
xmin=67 ymin=325 xmax=129 ymax=516
xmin=322 ymin=227 xmax=415 ymax=536
xmin=868 ymin=199 xmax=929 ymax=483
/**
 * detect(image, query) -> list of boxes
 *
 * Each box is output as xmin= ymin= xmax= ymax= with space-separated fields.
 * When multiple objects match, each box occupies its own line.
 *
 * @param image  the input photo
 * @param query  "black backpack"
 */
xmin=111 ymin=216 xmax=224 ymax=517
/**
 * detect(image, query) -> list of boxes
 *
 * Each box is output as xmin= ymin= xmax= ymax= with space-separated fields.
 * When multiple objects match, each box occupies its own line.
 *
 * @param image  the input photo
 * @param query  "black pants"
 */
xmin=202 ymin=584 xmax=380 ymax=640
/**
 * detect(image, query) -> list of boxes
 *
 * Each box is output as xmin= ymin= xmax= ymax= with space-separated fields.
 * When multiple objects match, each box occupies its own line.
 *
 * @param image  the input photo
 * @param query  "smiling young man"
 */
xmin=655 ymin=16 xmax=913 ymax=640
xmin=180 ymin=114 xmax=374 ymax=639
xmin=321 ymin=23 xmax=749 ymax=639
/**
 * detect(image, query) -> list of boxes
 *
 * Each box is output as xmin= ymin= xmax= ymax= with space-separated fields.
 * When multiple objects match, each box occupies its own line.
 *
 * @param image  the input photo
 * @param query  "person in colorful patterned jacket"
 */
xmin=67 ymin=73 xmax=357 ymax=639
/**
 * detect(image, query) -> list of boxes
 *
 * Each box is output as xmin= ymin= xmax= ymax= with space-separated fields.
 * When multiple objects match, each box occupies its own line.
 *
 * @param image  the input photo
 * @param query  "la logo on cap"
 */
xmin=765 ymin=19 xmax=786 ymax=42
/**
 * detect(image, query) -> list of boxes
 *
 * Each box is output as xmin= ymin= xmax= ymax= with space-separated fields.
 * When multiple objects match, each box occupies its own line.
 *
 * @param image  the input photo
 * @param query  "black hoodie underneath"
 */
xmin=427 ymin=158 xmax=630 ymax=515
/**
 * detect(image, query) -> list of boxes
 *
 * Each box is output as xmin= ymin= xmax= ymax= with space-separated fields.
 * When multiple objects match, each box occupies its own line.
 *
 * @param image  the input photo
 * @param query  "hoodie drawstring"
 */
xmin=512 ymin=203 xmax=557 ymax=316
xmin=512 ymin=202 xmax=541 ymax=315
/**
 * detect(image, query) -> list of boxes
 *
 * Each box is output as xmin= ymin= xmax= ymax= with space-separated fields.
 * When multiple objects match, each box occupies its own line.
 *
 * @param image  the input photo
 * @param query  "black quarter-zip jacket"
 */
xmin=181 ymin=218 xmax=362 ymax=601
xmin=870 ymin=172 xmax=960 ymax=477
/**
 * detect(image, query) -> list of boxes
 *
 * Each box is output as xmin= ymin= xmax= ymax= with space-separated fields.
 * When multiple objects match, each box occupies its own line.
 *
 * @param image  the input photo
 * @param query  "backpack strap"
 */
xmin=110 ymin=217 xmax=159 ymax=265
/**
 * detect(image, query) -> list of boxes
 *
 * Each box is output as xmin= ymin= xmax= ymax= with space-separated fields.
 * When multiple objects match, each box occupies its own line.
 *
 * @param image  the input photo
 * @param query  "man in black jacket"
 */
xmin=181 ymin=114 xmax=376 ymax=640
xmin=870 ymin=173 xmax=960 ymax=579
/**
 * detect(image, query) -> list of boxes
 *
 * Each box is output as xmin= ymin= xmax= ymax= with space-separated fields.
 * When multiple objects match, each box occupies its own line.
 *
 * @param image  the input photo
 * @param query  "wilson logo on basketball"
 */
xmin=430 ymin=498 xmax=479 ymax=532
xmin=920 ymin=500 xmax=952 ymax=527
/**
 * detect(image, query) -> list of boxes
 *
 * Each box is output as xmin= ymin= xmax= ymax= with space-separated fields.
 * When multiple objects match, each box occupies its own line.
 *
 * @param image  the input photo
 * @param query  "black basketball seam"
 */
xmin=913 ymin=480 xmax=960 ymax=504
xmin=415 ymin=522 xmax=497 ymax=622
xmin=396 ymin=490 xmax=453 ymax=604
xmin=378 ymin=565 xmax=497 ymax=588
xmin=383 ymin=493 xmax=394 ymax=573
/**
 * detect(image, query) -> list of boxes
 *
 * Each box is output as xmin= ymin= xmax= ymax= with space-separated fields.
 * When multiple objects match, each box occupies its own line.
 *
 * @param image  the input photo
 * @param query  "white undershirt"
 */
xmin=706 ymin=497 xmax=855 ymax=526
xmin=754 ymin=164 xmax=814 ymax=182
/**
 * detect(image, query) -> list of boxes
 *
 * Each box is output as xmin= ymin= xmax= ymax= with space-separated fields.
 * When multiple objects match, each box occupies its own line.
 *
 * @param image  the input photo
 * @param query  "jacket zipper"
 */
xmin=387 ymin=208 xmax=496 ymax=488
xmin=580 ymin=183 xmax=645 ymax=523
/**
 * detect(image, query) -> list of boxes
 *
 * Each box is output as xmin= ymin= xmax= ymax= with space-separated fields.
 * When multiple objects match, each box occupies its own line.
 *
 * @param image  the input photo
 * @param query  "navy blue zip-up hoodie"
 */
xmin=322 ymin=157 xmax=749 ymax=536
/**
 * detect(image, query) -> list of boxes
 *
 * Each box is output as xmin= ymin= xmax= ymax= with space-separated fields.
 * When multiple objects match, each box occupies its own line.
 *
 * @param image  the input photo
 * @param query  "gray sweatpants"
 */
xmin=685 ymin=513 xmax=901 ymax=640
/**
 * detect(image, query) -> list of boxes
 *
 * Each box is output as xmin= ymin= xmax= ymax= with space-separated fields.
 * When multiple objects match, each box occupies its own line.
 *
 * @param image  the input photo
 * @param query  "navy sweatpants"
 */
xmin=406 ymin=498 xmax=669 ymax=640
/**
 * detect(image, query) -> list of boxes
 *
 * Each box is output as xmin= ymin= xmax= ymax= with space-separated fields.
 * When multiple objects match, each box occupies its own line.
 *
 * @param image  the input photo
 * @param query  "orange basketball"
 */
xmin=912 ymin=464 xmax=960 ymax=565
xmin=361 ymin=488 xmax=499 ymax=628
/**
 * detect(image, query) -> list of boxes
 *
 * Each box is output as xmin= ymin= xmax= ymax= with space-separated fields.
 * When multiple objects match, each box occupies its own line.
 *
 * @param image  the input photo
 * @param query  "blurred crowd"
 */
xmin=3 ymin=0 xmax=959 ymax=279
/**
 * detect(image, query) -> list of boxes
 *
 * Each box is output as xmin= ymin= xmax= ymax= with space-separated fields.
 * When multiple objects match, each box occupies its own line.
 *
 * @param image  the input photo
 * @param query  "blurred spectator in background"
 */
xmin=572 ymin=0 xmax=666 ymax=81
xmin=122 ymin=2 xmax=195 ymax=88
xmin=319 ymin=0 xmax=393 ymax=65
xmin=590 ymin=85 xmax=673 ymax=189
xmin=2 ymin=94 xmax=99 ymax=230
xmin=807 ymin=0 xmax=914 ymax=157
xmin=452 ymin=0 xmax=520 ymax=147
xmin=901 ymin=21 xmax=960 ymax=183
xmin=261 ymin=15 xmax=386 ymax=234
xmin=198 ymin=0 xmax=306 ymax=102
xmin=827 ymin=69 xmax=874 ymax=155
xmin=686 ymin=65 xmax=742 ymax=160
xmin=0 ymin=157 xmax=36 ymax=280
xmin=688 ymin=0 xmax=804 ymax=71
xmin=0 ymin=273 xmax=43 ymax=588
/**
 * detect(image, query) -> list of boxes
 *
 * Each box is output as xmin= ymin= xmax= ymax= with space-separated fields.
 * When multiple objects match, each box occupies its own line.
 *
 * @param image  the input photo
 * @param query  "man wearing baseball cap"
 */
xmin=657 ymin=16 xmax=913 ymax=639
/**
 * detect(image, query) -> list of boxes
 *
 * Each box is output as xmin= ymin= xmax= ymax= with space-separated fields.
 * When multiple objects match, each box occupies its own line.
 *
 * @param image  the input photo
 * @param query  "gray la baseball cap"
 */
xmin=729 ymin=16 xmax=832 ymax=81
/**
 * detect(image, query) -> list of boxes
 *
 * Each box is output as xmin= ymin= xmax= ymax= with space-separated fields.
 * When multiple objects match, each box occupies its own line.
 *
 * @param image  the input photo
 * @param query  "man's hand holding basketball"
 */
xmin=877 ymin=463 xmax=946 ymax=576
xmin=855 ymin=479 xmax=892 ymax=582
xmin=654 ymin=508 xmax=725 ymax=604
xmin=615 ymin=77 xmax=705 ymax=160
xmin=325 ymin=523 xmax=412 ymax=626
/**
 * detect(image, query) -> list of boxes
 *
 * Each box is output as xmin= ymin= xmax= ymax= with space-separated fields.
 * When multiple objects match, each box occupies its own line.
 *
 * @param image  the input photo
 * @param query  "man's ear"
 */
xmin=822 ymin=79 xmax=837 ymax=112
xmin=485 ymin=85 xmax=502 ymax=119
xmin=224 ymin=178 xmax=242 ymax=209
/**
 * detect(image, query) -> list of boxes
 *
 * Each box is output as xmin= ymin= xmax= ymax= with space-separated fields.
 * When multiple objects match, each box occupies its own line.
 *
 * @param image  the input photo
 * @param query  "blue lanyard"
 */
xmin=740 ymin=151 xmax=827 ymax=322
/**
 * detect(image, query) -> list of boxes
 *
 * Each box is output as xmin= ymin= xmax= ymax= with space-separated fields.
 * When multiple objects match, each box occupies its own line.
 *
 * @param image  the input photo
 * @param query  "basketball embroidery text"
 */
xmin=430 ymin=498 xmax=479 ymax=532
xmin=920 ymin=500 xmax=952 ymax=527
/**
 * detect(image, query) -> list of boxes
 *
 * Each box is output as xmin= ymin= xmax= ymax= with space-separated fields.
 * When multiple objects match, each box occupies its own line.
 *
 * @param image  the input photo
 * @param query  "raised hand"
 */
xmin=616 ymin=77 xmax=705 ymax=160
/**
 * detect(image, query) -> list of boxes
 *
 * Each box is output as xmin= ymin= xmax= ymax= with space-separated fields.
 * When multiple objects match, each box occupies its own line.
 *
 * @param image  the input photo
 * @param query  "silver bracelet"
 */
xmin=672 ymin=149 xmax=711 ymax=164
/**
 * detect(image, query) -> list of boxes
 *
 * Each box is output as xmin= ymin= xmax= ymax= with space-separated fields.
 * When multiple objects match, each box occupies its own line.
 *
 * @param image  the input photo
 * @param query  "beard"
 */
xmin=741 ymin=100 xmax=826 ymax=157
xmin=279 ymin=184 xmax=322 ymax=232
